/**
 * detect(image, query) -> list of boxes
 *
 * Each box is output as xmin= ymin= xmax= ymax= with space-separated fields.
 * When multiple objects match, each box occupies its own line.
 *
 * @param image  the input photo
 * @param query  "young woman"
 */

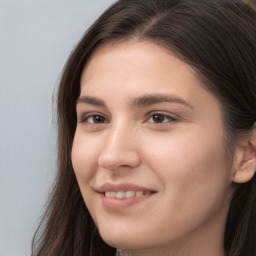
xmin=32 ymin=0 xmax=256 ymax=255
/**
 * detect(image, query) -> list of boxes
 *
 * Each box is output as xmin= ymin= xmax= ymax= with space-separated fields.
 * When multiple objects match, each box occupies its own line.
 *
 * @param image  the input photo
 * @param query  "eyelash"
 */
xmin=147 ymin=112 xmax=177 ymax=124
xmin=79 ymin=112 xmax=177 ymax=125
xmin=80 ymin=113 xmax=109 ymax=124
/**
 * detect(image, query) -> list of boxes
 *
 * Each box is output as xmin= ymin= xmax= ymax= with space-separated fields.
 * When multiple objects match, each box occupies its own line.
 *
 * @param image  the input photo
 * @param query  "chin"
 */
xmin=99 ymin=227 xmax=147 ymax=250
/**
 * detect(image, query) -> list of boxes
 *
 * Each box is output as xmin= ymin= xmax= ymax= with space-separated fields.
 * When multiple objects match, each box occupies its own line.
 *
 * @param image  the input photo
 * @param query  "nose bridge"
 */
xmin=98 ymin=120 xmax=140 ymax=170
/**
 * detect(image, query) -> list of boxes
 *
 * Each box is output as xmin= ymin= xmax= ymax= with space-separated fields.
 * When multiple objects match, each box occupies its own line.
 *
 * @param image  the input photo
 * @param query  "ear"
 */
xmin=233 ymin=129 xmax=256 ymax=183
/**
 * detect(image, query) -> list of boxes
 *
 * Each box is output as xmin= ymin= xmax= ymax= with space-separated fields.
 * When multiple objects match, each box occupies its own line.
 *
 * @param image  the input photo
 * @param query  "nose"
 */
xmin=98 ymin=123 xmax=141 ymax=171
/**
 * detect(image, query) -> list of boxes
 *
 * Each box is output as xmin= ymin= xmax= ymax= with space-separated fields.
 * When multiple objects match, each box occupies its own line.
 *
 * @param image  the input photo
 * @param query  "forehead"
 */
xmin=81 ymin=40 xmax=203 ymax=97
xmin=80 ymin=41 xmax=220 ymax=111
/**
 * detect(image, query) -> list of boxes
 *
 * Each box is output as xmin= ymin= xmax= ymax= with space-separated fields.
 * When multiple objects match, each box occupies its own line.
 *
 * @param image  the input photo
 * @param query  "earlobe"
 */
xmin=233 ymin=131 xmax=256 ymax=184
xmin=233 ymin=157 xmax=256 ymax=183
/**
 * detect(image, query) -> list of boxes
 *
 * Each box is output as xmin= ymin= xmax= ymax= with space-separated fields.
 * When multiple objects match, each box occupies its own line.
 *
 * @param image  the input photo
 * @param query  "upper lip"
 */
xmin=97 ymin=183 xmax=157 ymax=193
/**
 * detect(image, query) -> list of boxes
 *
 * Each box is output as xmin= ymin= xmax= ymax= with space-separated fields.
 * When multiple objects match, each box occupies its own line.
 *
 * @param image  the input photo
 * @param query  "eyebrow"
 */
xmin=131 ymin=94 xmax=194 ymax=109
xmin=77 ymin=96 xmax=106 ymax=107
xmin=77 ymin=94 xmax=194 ymax=109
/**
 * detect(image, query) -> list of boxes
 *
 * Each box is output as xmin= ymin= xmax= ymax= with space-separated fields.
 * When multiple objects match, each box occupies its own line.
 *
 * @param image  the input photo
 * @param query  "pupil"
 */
xmin=93 ymin=116 xmax=105 ymax=123
xmin=153 ymin=114 xmax=164 ymax=123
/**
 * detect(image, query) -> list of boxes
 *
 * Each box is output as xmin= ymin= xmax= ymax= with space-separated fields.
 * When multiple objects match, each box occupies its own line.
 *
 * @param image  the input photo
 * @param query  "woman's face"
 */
xmin=72 ymin=41 xmax=235 ymax=254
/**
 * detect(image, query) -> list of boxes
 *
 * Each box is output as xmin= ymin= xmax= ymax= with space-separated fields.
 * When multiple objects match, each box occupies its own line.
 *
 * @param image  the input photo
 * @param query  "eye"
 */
xmin=148 ymin=113 xmax=176 ymax=124
xmin=82 ymin=114 xmax=109 ymax=124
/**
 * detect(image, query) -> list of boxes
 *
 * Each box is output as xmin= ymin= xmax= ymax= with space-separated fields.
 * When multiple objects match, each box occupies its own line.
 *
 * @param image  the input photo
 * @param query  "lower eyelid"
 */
xmin=78 ymin=112 xmax=107 ymax=122
xmin=79 ymin=114 xmax=91 ymax=123
xmin=148 ymin=114 xmax=177 ymax=123
xmin=78 ymin=111 xmax=177 ymax=124
xmin=86 ymin=116 xmax=106 ymax=123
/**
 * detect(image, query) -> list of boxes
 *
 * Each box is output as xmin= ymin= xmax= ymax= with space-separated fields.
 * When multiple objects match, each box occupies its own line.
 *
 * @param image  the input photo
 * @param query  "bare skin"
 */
xmin=72 ymin=40 xmax=256 ymax=256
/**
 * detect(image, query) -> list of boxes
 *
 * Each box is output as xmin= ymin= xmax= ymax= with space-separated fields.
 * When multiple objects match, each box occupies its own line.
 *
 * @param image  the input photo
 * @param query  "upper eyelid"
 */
xmin=148 ymin=113 xmax=176 ymax=119
xmin=146 ymin=111 xmax=181 ymax=120
xmin=146 ymin=113 xmax=178 ymax=124
xmin=78 ymin=112 xmax=109 ymax=122
xmin=78 ymin=114 xmax=176 ymax=127
xmin=77 ymin=110 xmax=181 ymax=122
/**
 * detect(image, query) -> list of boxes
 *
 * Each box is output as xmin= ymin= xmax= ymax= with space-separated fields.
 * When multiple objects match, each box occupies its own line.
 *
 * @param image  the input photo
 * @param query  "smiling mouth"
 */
xmin=97 ymin=183 xmax=157 ymax=208
xmin=104 ymin=190 xmax=155 ymax=199
xmin=99 ymin=190 xmax=157 ymax=208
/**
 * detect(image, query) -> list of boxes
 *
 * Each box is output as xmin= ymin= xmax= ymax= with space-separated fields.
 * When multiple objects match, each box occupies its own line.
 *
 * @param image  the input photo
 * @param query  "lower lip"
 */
xmin=99 ymin=193 xmax=155 ymax=209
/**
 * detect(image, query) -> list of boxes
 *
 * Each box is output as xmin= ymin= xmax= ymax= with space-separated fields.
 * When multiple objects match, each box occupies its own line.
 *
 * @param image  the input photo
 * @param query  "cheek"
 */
xmin=145 ymin=124 xmax=228 ymax=178
xmin=71 ymin=133 xmax=98 ymax=209
xmin=71 ymin=133 xmax=101 ymax=219
xmin=71 ymin=132 xmax=99 ymax=179
xmin=136 ymin=130 xmax=231 ymax=239
xmin=144 ymin=128 xmax=231 ymax=210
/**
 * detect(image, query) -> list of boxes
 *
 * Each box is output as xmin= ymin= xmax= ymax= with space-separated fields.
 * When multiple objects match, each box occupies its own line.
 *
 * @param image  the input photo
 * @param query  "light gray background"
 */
xmin=0 ymin=1 xmax=115 ymax=255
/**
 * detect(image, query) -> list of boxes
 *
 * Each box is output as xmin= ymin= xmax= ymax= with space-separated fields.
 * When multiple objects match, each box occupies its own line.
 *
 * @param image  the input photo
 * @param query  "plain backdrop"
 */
xmin=0 ymin=1 xmax=115 ymax=255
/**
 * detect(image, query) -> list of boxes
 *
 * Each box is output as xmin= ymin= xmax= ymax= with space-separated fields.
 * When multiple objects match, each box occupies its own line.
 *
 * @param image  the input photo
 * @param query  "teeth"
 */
xmin=104 ymin=190 xmax=152 ymax=199
xmin=105 ymin=191 xmax=111 ymax=198
xmin=126 ymin=191 xmax=135 ymax=198
xmin=136 ymin=191 xmax=143 ymax=196
xmin=116 ymin=191 xmax=126 ymax=199
xmin=110 ymin=191 xmax=117 ymax=197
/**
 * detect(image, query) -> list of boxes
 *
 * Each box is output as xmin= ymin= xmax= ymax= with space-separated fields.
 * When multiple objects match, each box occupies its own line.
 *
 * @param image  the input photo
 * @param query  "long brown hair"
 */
xmin=32 ymin=0 xmax=256 ymax=255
